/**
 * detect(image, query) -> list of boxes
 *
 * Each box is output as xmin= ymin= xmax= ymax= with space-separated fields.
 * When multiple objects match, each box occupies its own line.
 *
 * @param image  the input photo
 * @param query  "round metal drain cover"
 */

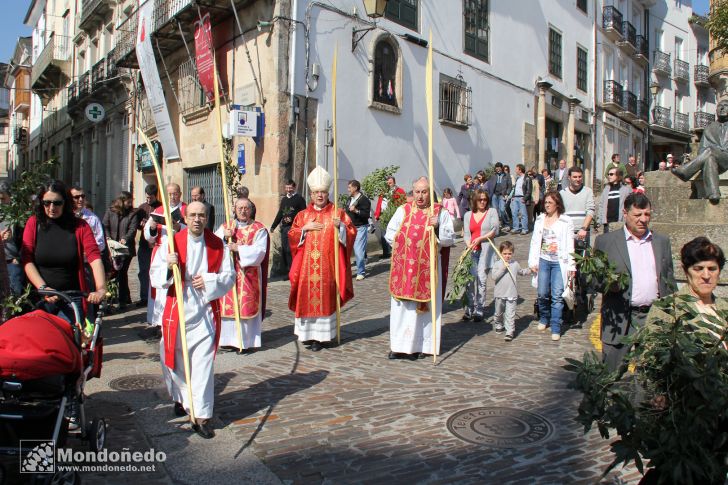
xmin=447 ymin=407 xmax=554 ymax=448
xmin=109 ymin=374 xmax=164 ymax=391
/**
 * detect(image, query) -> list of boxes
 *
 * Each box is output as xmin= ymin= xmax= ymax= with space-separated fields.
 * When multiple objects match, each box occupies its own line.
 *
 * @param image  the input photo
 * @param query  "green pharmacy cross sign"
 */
xmin=85 ymin=103 xmax=106 ymax=123
xmin=136 ymin=140 xmax=163 ymax=173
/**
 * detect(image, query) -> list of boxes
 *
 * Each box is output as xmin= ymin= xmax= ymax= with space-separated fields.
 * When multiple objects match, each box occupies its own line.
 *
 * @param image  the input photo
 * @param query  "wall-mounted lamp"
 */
xmin=351 ymin=0 xmax=388 ymax=52
xmin=649 ymin=80 xmax=660 ymax=99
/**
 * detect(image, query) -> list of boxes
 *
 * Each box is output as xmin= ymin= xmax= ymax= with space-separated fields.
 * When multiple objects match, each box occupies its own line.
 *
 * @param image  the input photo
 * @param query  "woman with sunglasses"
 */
xmin=461 ymin=189 xmax=499 ymax=321
xmin=21 ymin=180 xmax=106 ymax=323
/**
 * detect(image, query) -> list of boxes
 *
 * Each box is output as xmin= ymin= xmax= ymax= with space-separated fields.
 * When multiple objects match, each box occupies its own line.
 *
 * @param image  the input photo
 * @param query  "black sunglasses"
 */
xmin=72 ymin=194 xmax=86 ymax=199
xmin=42 ymin=200 xmax=64 ymax=207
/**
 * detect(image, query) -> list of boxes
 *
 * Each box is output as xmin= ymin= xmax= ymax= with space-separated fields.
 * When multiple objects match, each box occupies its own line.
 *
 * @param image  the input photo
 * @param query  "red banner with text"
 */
xmin=194 ymin=13 xmax=215 ymax=103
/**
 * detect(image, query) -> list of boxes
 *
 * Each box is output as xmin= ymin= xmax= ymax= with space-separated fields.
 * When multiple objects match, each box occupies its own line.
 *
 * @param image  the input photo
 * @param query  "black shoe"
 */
xmin=136 ymin=300 xmax=148 ymax=308
xmin=388 ymin=351 xmax=399 ymax=360
xmin=417 ymin=353 xmax=427 ymax=359
xmin=192 ymin=421 xmax=215 ymax=439
xmin=174 ymin=402 xmax=187 ymax=417
xmin=310 ymin=341 xmax=322 ymax=352
xmin=504 ymin=334 xmax=513 ymax=342
xmin=473 ymin=313 xmax=483 ymax=322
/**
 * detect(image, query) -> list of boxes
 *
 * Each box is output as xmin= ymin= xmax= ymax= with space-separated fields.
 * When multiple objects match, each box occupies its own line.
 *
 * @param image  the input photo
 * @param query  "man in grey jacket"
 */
xmin=593 ymin=193 xmax=675 ymax=371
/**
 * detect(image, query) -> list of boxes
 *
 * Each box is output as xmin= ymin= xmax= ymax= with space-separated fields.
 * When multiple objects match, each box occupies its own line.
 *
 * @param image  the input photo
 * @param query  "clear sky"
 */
xmin=694 ymin=0 xmax=710 ymax=15
xmin=0 ymin=0 xmax=32 ymax=64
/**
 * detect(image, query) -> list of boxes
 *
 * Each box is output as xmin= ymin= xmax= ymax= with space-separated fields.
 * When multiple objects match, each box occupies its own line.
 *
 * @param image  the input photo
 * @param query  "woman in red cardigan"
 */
xmin=22 ymin=180 xmax=106 ymax=322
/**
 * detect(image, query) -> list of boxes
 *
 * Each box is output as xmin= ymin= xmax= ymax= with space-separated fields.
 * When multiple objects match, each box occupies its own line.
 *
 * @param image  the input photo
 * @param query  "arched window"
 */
xmin=369 ymin=34 xmax=402 ymax=114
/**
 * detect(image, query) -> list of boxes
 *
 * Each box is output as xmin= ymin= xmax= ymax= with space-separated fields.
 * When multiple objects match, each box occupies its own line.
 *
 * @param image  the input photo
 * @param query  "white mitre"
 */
xmin=307 ymin=166 xmax=333 ymax=192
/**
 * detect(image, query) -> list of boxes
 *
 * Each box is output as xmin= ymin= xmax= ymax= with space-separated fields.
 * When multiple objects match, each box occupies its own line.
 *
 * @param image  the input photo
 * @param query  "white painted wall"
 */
xmin=293 ymin=0 xmax=595 ymax=194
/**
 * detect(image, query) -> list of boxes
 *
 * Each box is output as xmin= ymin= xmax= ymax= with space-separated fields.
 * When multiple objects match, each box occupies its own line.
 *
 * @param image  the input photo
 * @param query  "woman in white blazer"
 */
xmin=462 ymin=189 xmax=500 ymax=321
xmin=528 ymin=191 xmax=575 ymax=341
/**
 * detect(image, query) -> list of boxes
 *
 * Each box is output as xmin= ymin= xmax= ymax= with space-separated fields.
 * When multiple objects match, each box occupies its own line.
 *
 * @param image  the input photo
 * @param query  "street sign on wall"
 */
xmin=229 ymin=110 xmax=258 ymax=137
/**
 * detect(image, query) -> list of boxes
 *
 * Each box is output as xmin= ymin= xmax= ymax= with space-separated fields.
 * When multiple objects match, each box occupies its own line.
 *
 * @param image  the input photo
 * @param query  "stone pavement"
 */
xmin=34 ymin=234 xmax=644 ymax=484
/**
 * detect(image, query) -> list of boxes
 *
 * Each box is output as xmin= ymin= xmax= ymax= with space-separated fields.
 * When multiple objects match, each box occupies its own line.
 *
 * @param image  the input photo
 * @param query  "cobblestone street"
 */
xmin=60 ymin=234 xmax=640 ymax=484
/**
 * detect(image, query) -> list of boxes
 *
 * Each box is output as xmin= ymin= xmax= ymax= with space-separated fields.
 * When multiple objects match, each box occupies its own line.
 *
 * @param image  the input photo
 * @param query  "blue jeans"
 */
xmin=353 ymin=225 xmax=368 ymax=276
xmin=537 ymin=258 xmax=564 ymax=335
xmin=7 ymin=262 xmax=26 ymax=296
xmin=493 ymin=195 xmax=508 ymax=227
xmin=510 ymin=197 xmax=528 ymax=232
xmin=466 ymin=250 xmax=487 ymax=315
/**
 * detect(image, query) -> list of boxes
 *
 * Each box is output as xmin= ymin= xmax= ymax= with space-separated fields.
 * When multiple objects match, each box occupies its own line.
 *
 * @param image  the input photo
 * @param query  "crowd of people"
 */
xmin=0 ymin=154 xmax=724 ymax=442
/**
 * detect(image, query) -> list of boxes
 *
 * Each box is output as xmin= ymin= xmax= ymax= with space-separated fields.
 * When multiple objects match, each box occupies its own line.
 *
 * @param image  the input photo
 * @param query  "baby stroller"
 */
xmin=0 ymin=290 xmax=107 ymax=485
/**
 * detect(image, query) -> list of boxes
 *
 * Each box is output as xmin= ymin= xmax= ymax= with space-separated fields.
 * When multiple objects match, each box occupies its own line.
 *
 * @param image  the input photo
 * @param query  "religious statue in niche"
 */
xmin=373 ymin=39 xmax=397 ymax=107
xmin=672 ymin=99 xmax=728 ymax=203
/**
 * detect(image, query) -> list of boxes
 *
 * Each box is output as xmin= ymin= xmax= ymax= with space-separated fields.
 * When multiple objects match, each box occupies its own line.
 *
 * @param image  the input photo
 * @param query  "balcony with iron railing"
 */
xmin=110 ymin=11 xmax=138 ymax=68
xmin=153 ymin=0 xmax=193 ymax=31
xmin=652 ymin=105 xmax=671 ymax=128
xmin=138 ymin=90 xmax=156 ymax=133
xmin=634 ymin=99 xmax=649 ymax=126
xmin=31 ymin=35 xmax=72 ymax=94
xmin=620 ymin=90 xmax=637 ymax=117
xmin=79 ymin=0 xmax=114 ymax=31
xmin=91 ymin=59 xmax=106 ymax=88
xmin=694 ymin=64 xmax=710 ymax=87
xmin=694 ymin=110 xmax=715 ymax=131
xmin=634 ymin=35 xmax=649 ymax=64
xmin=78 ymin=71 xmax=91 ymax=98
xmin=674 ymin=58 xmax=689 ymax=83
xmin=618 ymin=21 xmax=637 ymax=54
xmin=602 ymin=6 xmax=624 ymax=41
xmin=602 ymin=80 xmax=624 ymax=111
xmin=674 ymin=111 xmax=689 ymax=132
xmin=67 ymin=82 xmax=78 ymax=108
xmin=653 ymin=49 xmax=671 ymax=76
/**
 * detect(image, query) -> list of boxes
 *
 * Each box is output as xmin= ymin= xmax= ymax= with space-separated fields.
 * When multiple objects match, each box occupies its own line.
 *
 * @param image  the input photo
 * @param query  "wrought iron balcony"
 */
xmin=78 ymin=71 xmax=91 ymax=98
xmin=31 ymin=35 xmax=72 ymax=97
xmin=674 ymin=59 xmax=689 ymax=83
xmin=653 ymin=50 xmax=671 ymax=76
xmin=634 ymin=35 xmax=649 ymax=64
xmin=111 ymin=11 xmax=138 ymax=69
xmin=79 ymin=0 xmax=114 ymax=31
xmin=602 ymin=80 xmax=624 ymax=110
xmin=635 ymin=99 xmax=649 ymax=125
xmin=67 ymin=82 xmax=77 ymax=107
xmin=674 ymin=111 xmax=689 ymax=132
xmin=91 ymin=59 xmax=106 ymax=88
xmin=618 ymin=21 xmax=637 ymax=54
xmin=694 ymin=110 xmax=715 ymax=131
xmin=602 ymin=6 xmax=624 ymax=41
xmin=652 ymin=105 xmax=671 ymax=128
xmin=621 ymin=90 xmax=637 ymax=117
xmin=694 ymin=64 xmax=710 ymax=87
xmin=153 ymin=0 xmax=193 ymax=31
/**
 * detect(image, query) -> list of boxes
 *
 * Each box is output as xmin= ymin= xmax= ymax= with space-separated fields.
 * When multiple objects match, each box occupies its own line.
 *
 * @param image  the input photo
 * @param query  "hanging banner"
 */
xmin=135 ymin=0 xmax=180 ymax=160
xmin=194 ymin=12 xmax=215 ymax=103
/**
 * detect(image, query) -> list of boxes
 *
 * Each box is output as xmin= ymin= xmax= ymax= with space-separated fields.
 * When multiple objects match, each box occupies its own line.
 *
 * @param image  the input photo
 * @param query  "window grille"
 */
xmin=439 ymin=74 xmax=472 ymax=128
xmin=185 ymin=164 xmax=224 ymax=214
xmin=177 ymin=58 xmax=207 ymax=119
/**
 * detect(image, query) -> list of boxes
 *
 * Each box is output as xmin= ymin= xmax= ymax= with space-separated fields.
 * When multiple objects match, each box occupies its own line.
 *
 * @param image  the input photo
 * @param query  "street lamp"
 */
xmin=352 ymin=0 xmax=389 ymax=51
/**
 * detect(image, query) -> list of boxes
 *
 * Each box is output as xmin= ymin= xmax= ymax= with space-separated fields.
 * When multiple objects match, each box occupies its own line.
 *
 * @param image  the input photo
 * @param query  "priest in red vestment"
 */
xmin=150 ymin=201 xmax=235 ymax=439
xmin=385 ymin=176 xmax=455 ymax=360
xmin=288 ymin=166 xmax=356 ymax=351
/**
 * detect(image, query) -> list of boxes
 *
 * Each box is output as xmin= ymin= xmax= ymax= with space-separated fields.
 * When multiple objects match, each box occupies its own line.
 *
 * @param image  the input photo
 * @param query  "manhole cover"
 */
xmin=446 ymin=407 xmax=554 ymax=448
xmin=109 ymin=374 xmax=164 ymax=391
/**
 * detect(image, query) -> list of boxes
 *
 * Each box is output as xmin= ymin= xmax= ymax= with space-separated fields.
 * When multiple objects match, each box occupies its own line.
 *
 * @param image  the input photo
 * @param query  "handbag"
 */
xmin=562 ymin=277 xmax=575 ymax=310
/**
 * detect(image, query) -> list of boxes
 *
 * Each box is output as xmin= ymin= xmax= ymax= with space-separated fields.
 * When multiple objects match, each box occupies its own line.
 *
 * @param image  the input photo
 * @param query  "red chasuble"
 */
xmin=287 ymin=202 xmax=356 ymax=318
xmin=161 ymin=228 xmax=224 ymax=368
xmin=389 ymin=203 xmax=444 ymax=308
xmin=220 ymin=221 xmax=270 ymax=319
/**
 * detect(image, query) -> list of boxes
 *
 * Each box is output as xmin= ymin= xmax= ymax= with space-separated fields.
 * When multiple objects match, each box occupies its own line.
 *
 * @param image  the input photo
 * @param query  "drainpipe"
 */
xmin=591 ymin=0 xmax=598 ymax=188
